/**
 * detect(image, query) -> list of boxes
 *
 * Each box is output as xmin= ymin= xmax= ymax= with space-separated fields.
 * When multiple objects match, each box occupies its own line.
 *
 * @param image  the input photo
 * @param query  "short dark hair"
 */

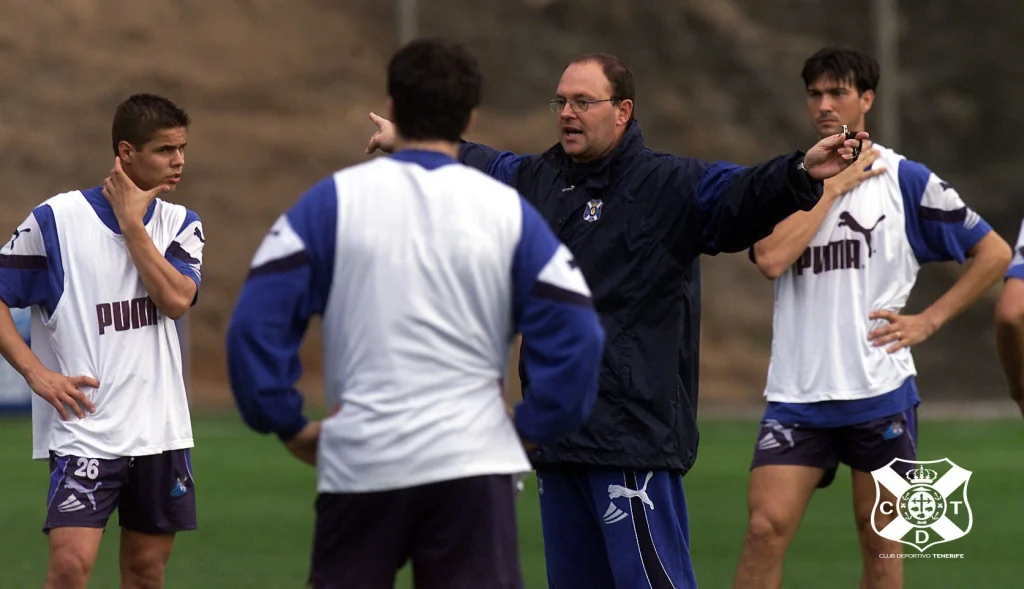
xmin=801 ymin=48 xmax=880 ymax=94
xmin=111 ymin=94 xmax=190 ymax=155
xmin=387 ymin=38 xmax=482 ymax=143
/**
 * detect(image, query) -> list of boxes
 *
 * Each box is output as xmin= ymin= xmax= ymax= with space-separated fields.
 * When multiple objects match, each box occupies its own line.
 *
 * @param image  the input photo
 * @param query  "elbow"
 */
xmin=751 ymin=245 xmax=789 ymax=280
xmin=755 ymin=257 xmax=787 ymax=280
xmin=234 ymin=395 xmax=307 ymax=441
xmin=162 ymin=278 xmax=199 ymax=320
xmin=164 ymin=304 xmax=189 ymax=321
xmin=995 ymin=250 xmax=1011 ymax=282
xmin=985 ymin=240 xmax=1013 ymax=279
xmin=228 ymin=386 xmax=308 ymax=442
xmin=995 ymin=234 xmax=1013 ymax=264
xmin=157 ymin=293 xmax=193 ymax=320
xmin=757 ymin=264 xmax=786 ymax=281
xmin=995 ymin=244 xmax=1014 ymax=277
xmin=976 ymin=235 xmax=1013 ymax=285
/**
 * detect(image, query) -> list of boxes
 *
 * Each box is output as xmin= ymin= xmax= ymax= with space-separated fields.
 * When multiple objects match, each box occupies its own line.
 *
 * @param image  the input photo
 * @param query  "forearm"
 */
xmin=121 ymin=223 xmax=196 ymax=319
xmin=0 ymin=300 xmax=44 ymax=379
xmin=921 ymin=248 xmax=1008 ymax=330
xmin=753 ymin=188 xmax=840 ymax=277
xmin=459 ymin=141 xmax=523 ymax=186
xmin=698 ymin=152 xmax=823 ymax=254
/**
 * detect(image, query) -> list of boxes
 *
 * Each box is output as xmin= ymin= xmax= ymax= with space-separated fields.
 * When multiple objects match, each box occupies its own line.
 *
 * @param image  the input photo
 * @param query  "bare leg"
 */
xmin=733 ymin=465 xmax=823 ymax=589
xmin=851 ymin=468 xmax=903 ymax=589
xmin=44 ymin=527 xmax=104 ymax=589
xmin=119 ymin=529 xmax=176 ymax=589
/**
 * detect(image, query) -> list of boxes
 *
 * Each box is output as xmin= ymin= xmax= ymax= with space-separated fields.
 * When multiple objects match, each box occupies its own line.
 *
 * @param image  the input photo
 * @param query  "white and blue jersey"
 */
xmin=0 ymin=186 xmax=203 ymax=459
xmin=763 ymin=145 xmax=992 ymax=427
xmin=226 ymin=149 xmax=604 ymax=494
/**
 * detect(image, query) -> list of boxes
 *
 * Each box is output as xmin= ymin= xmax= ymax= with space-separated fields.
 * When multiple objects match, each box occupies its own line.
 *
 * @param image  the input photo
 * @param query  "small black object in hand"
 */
xmin=842 ymin=125 xmax=862 ymax=162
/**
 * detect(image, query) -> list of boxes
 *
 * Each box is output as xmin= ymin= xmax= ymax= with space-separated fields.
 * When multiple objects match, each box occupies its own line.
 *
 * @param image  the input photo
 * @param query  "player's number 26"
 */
xmin=75 ymin=457 xmax=99 ymax=480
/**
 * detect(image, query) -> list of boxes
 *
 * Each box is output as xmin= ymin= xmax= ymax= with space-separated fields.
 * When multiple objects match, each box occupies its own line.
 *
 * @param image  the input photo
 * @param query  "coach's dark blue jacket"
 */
xmin=460 ymin=121 xmax=823 ymax=474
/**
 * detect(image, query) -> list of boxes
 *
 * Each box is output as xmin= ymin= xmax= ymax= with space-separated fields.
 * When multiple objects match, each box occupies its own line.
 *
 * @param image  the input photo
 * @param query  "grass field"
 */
xmin=0 ymin=414 xmax=1020 ymax=588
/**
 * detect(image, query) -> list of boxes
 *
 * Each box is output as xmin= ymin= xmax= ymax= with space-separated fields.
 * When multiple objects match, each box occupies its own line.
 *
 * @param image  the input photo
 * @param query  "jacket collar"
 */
xmin=543 ymin=120 xmax=646 ymax=189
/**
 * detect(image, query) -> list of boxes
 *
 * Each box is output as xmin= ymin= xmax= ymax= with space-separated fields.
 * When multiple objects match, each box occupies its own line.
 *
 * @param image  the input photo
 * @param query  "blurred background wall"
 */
xmin=1 ymin=0 xmax=1017 ymax=412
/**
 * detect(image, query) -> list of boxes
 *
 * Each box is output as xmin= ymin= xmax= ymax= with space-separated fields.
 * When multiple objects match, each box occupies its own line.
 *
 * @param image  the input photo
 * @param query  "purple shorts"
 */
xmin=750 ymin=409 xmax=917 ymax=488
xmin=309 ymin=474 xmax=522 ymax=589
xmin=44 ymin=449 xmax=197 ymax=535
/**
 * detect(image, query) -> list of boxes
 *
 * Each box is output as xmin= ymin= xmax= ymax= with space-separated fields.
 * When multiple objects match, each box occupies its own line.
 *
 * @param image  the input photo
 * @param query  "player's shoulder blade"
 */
xmin=42 ymin=188 xmax=89 ymax=210
xmin=446 ymin=163 xmax=521 ymax=200
xmin=337 ymin=156 xmax=403 ymax=181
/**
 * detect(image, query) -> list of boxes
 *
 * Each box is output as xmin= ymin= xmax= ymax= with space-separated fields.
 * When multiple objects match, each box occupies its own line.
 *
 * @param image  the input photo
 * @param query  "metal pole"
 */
xmin=397 ymin=0 xmax=417 ymax=45
xmin=874 ymin=0 xmax=900 ymax=149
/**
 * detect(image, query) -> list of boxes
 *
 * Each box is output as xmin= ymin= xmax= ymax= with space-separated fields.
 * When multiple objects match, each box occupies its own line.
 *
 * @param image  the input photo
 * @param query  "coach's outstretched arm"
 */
xmin=679 ymin=131 xmax=868 ymax=255
xmin=226 ymin=179 xmax=337 ymax=464
xmin=510 ymin=199 xmax=605 ymax=447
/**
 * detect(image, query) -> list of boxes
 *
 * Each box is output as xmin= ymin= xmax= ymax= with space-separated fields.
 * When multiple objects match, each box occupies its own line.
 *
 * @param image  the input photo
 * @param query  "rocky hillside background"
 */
xmin=1 ymin=0 xmax=1018 ymax=407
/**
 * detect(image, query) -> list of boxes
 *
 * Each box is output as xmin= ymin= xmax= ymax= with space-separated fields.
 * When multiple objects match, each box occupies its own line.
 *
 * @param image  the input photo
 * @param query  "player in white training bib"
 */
xmin=0 ymin=94 xmax=204 ymax=589
xmin=227 ymin=39 xmax=603 ymax=589
xmin=735 ymin=48 xmax=1011 ymax=589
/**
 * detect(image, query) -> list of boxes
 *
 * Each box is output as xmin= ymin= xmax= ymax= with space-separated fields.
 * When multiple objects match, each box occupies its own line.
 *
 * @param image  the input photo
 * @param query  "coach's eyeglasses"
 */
xmin=548 ymin=98 xmax=618 ymax=114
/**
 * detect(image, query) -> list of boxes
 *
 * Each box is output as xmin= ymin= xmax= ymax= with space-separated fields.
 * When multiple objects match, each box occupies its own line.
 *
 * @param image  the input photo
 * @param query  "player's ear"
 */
xmin=462 ymin=109 xmax=477 ymax=138
xmin=616 ymin=99 xmax=633 ymax=127
xmin=385 ymin=97 xmax=395 ymax=125
xmin=860 ymin=89 xmax=875 ymax=114
xmin=117 ymin=140 xmax=134 ymax=165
